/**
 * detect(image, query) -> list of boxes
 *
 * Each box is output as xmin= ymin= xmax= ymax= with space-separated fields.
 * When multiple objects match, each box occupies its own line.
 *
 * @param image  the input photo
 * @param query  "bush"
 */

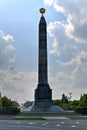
xmin=75 ymin=107 xmax=87 ymax=114
xmin=0 ymin=107 xmax=20 ymax=115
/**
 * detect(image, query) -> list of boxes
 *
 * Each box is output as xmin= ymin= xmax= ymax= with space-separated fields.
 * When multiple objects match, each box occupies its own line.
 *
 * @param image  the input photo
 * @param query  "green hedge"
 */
xmin=0 ymin=107 xmax=20 ymax=115
xmin=75 ymin=107 xmax=87 ymax=114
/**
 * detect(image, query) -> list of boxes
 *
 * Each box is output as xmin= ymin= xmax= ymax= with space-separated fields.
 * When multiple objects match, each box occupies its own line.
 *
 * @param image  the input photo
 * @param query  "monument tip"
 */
xmin=39 ymin=8 xmax=46 ymax=15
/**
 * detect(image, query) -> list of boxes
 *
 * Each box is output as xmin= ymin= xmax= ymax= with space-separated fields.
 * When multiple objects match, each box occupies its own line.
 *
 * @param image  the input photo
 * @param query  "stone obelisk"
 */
xmin=34 ymin=8 xmax=53 ymax=111
xmin=24 ymin=8 xmax=64 ymax=112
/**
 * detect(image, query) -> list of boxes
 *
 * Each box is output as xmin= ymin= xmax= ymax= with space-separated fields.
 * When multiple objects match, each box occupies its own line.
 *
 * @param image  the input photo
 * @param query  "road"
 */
xmin=0 ymin=118 xmax=87 ymax=130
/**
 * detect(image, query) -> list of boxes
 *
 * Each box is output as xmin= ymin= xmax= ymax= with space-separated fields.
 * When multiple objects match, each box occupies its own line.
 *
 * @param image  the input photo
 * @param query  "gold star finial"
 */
xmin=39 ymin=8 xmax=46 ymax=15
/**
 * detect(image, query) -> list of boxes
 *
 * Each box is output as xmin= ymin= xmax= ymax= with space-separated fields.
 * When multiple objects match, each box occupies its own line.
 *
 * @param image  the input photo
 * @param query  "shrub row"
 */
xmin=75 ymin=107 xmax=87 ymax=114
xmin=0 ymin=107 xmax=20 ymax=115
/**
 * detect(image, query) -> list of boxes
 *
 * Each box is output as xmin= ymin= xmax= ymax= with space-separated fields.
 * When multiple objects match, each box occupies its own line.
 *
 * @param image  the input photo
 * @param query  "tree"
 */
xmin=60 ymin=94 xmax=69 ymax=110
xmin=1 ymin=96 xmax=19 ymax=108
xmin=1 ymin=96 xmax=12 ymax=107
xmin=69 ymin=100 xmax=80 ymax=110
xmin=53 ymin=99 xmax=61 ymax=106
xmin=0 ymin=96 xmax=20 ymax=114
xmin=79 ymin=94 xmax=87 ymax=107
xmin=61 ymin=94 xmax=68 ymax=104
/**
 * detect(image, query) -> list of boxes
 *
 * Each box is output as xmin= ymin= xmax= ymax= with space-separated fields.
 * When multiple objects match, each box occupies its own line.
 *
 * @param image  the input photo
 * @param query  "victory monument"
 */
xmin=24 ymin=8 xmax=64 ymax=112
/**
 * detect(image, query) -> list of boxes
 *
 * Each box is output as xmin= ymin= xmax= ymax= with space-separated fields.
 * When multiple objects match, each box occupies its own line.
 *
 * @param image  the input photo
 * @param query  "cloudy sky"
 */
xmin=0 ymin=0 xmax=87 ymax=103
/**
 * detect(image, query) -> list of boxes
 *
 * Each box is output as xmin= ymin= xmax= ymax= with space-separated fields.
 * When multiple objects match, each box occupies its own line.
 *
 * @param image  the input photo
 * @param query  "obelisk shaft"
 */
xmin=38 ymin=15 xmax=48 ymax=85
xmin=34 ymin=8 xmax=52 ymax=111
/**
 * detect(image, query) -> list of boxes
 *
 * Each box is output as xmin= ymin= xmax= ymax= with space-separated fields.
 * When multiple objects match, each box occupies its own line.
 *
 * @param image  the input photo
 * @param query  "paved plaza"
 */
xmin=0 ymin=117 xmax=87 ymax=130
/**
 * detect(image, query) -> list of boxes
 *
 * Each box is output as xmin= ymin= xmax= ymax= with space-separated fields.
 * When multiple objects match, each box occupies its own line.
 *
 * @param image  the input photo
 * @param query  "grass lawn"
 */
xmin=0 ymin=116 xmax=45 ymax=120
xmin=68 ymin=116 xmax=87 ymax=120
xmin=13 ymin=116 xmax=46 ymax=120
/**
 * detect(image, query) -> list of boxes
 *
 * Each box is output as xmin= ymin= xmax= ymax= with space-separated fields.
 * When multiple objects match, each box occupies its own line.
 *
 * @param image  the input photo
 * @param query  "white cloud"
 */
xmin=0 ymin=69 xmax=37 ymax=103
xmin=53 ymin=0 xmax=65 ymax=13
xmin=71 ymin=65 xmax=87 ymax=90
xmin=65 ymin=13 xmax=87 ymax=43
xmin=49 ymin=71 xmax=82 ymax=100
xmin=45 ymin=0 xmax=87 ymax=43
xmin=44 ymin=0 xmax=65 ymax=13
xmin=57 ymin=51 xmax=87 ymax=66
xmin=0 ymin=30 xmax=15 ymax=67
xmin=45 ymin=0 xmax=87 ymax=99
xmin=44 ymin=0 xmax=54 ymax=5
xmin=0 ymin=30 xmax=38 ymax=103
xmin=49 ymin=67 xmax=87 ymax=100
xmin=47 ymin=21 xmax=65 ymax=56
xmin=50 ymin=39 xmax=59 ymax=55
xmin=5 ymin=44 xmax=15 ymax=52
xmin=3 ymin=34 xmax=14 ymax=43
xmin=64 ymin=15 xmax=74 ymax=39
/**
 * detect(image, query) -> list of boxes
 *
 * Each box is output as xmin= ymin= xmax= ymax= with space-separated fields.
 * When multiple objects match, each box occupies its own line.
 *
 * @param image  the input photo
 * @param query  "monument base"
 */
xmin=23 ymin=83 xmax=64 ymax=112
xmin=23 ymin=104 xmax=64 ymax=112
xmin=23 ymin=101 xmax=64 ymax=112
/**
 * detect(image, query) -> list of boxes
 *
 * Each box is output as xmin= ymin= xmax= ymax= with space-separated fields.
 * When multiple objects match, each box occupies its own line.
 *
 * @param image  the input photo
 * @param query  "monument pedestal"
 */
xmin=24 ymin=101 xmax=64 ymax=112
xmin=34 ymin=84 xmax=53 ymax=111
xmin=23 ymin=84 xmax=64 ymax=112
